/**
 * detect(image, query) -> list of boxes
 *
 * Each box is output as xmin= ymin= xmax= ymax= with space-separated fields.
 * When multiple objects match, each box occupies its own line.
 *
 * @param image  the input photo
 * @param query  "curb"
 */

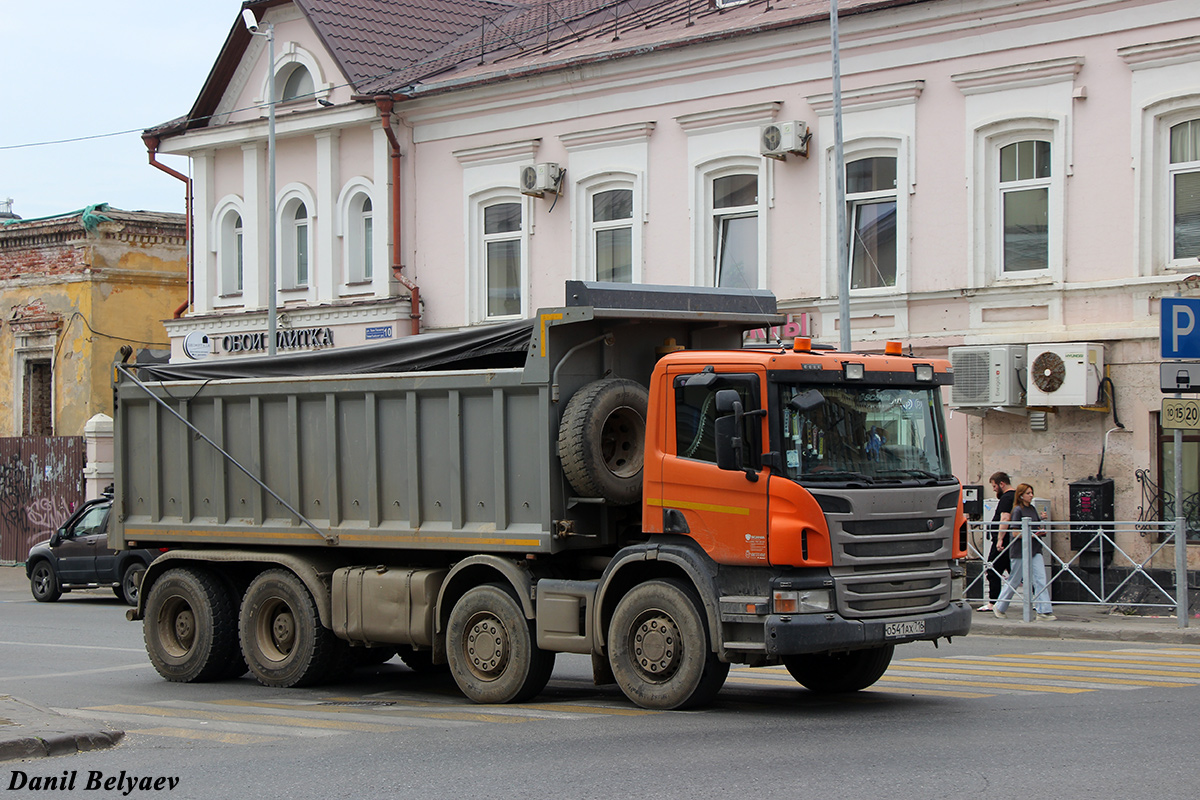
xmin=969 ymin=619 xmax=1200 ymax=645
xmin=0 ymin=696 xmax=124 ymax=763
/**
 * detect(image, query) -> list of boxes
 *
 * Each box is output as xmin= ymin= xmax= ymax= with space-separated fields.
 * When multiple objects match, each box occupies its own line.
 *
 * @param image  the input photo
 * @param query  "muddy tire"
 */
xmin=144 ymin=567 xmax=240 ymax=683
xmin=446 ymin=584 xmax=555 ymax=703
xmin=239 ymin=569 xmax=334 ymax=688
xmin=29 ymin=561 xmax=61 ymax=603
xmin=557 ymin=378 xmax=648 ymax=505
xmin=608 ymin=579 xmax=729 ymax=710
xmin=783 ymin=645 xmax=894 ymax=693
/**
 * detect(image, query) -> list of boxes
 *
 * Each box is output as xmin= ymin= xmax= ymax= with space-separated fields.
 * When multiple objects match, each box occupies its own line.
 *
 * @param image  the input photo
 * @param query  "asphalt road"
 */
xmin=2 ymin=565 xmax=1198 ymax=800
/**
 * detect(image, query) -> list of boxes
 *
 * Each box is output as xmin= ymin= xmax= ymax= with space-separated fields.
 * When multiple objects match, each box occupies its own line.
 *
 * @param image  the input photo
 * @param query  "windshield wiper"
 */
xmin=875 ymin=468 xmax=951 ymax=483
xmin=800 ymin=470 xmax=875 ymax=485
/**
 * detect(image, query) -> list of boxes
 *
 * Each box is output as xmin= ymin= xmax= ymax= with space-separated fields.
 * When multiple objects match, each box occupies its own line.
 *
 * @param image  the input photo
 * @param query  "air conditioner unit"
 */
xmin=1026 ymin=343 xmax=1104 ymax=406
xmin=948 ymin=345 xmax=1026 ymax=407
xmin=520 ymin=163 xmax=563 ymax=197
xmin=760 ymin=121 xmax=809 ymax=160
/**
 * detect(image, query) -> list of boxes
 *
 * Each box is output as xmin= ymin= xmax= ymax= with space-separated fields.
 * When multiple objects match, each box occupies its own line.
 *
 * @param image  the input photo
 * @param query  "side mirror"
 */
xmin=788 ymin=389 xmax=825 ymax=412
xmin=714 ymin=414 xmax=741 ymax=471
xmin=49 ymin=529 xmax=63 ymax=547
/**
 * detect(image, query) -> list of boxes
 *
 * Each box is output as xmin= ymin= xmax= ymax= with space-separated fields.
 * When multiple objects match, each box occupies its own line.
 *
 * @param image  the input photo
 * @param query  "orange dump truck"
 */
xmin=114 ymin=282 xmax=970 ymax=709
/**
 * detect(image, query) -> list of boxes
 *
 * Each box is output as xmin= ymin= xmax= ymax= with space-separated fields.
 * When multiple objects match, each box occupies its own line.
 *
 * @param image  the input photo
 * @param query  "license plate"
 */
xmin=885 ymin=620 xmax=925 ymax=639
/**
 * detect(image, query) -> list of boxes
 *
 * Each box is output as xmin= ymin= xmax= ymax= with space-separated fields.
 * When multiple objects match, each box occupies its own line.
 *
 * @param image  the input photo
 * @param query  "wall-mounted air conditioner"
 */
xmin=520 ymin=163 xmax=563 ymax=197
xmin=1026 ymin=343 xmax=1104 ymax=406
xmin=948 ymin=345 xmax=1026 ymax=408
xmin=760 ymin=121 xmax=809 ymax=160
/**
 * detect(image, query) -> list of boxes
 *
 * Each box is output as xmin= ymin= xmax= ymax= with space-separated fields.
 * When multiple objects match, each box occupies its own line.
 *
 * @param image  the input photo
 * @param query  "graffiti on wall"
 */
xmin=0 ymin=437 xmax=84 ymax=564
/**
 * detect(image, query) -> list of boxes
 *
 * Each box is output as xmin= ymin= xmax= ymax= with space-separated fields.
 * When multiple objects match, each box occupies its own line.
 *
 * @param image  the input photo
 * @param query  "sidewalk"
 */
xmin=967 ymin=602 xmax=1200 ymax=644
xmin=0 ymin=695 xmax=123 ymax=762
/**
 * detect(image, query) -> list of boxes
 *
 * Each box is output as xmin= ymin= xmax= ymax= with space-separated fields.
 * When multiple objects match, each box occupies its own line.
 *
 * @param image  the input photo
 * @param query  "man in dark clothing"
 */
xmin=979 ymin=471 xmax=1015 ymax=612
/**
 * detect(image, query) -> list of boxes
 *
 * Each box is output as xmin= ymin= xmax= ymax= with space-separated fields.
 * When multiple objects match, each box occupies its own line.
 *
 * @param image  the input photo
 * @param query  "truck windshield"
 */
xmin=777 ymin=383 xmax=954 ymax=485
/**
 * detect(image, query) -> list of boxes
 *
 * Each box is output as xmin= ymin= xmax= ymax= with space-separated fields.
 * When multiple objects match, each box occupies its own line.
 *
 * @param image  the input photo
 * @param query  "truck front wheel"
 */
xmin=239 ymin=569 xmax=335 ymax=688
xmin=608 ymin=579 xmax=729 ymax=710
xmin=446 ymin=584 xmax=555 ymax=703
xmin=782 ymin=645 xmax=894 ymax=693
xmin=144 ymin=567 xmax=240 ymax=683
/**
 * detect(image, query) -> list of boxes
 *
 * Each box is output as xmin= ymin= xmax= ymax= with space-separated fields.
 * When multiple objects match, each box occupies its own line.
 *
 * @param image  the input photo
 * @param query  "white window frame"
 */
xmin=970 ymin=117 xmax=1064 ymax=286
xmin=841 ymin=142 xmax=905 ymax=294
xmin=696 ymin=157 xmax=766 ymax=289
xmin=255 ymin=41 xmax=332 ymax=108
xmin=470 ymin=189 xmax=528 ymax=322
xmin=337 ymin=179 xmax=377 ymax=293
xmin=579 ymin=174 xmax=639 ymax=283
xmin=1169 ymin=117 xmax=1200 ymax=264
xmin=211 ymin=196 xmax=246 ymax=305
xmin=278 ymin=184 xmax=316 ymax=293
xmin=997 ymin=138 xmax=1053 ymax=275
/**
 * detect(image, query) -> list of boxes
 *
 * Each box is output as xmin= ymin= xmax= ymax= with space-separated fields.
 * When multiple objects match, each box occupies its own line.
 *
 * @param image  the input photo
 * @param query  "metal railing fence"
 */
xmin=965 ymin=517 xmax=1190 ymax=628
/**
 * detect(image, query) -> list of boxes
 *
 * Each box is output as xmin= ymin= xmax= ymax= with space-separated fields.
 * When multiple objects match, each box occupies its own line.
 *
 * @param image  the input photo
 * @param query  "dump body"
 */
xmin=112 ymin=283 xmax=779 ymax=555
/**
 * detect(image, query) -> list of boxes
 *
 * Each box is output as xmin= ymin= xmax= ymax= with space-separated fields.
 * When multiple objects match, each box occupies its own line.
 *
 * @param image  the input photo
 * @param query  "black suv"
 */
xmin=25 ymin=493 xmax=163 ymax=606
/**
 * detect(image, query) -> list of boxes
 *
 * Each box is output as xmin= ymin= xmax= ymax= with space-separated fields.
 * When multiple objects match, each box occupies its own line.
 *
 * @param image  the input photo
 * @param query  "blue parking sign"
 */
xmin=1162 ymin=298 xmax=1200 ymax=359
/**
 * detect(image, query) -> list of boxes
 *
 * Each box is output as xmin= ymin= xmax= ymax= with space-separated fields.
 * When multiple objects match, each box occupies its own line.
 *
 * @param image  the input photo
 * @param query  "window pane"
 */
xmin=363 ymin=216 xmax=373 ymax=280
xmin=593 ymin=189 xmax=633 ymax=222
xmin=1000 ymin=143 xmax=1017 ymax=183
xmin=236 ymin=230 xmax=244 ymax=291
xmin=1159 ymin=438 xmax=1200 ymax=537
xmin=362 ymin=197 xmax=372 ymax=213
xmin=486 ymin=240 xmax=521 ymax=317
xmin=1000 ymin=140 xmax=1051 ymax=182
xmin=713 ymin=174 xmax=757 ymax=209
xmin=484 ymin=203 xmax=521 ymax=234
xmin=1002 ymin=187 xmax=1048 ymax=271
xmin=596 ymin=227 xmax=632 ymax=283
xmin=716 ymin=215 xmax=757 ymax=289
xmin=850 ymin=200 xmax=897 ymax=289
xmin=1171 ymin=120 xmax=1200 ymax=164
xmin=282 ymin=66 xmax=314 ymax=102
xmin=1174 ymin=170 xmax=1200 ymax=259
xmin=296 ymin=222 xmax=309 ymax=285
xmin=846 ymin=157 xmax=897 ymax=194
xmin=295 ymin=202 xmax=307 ymax=221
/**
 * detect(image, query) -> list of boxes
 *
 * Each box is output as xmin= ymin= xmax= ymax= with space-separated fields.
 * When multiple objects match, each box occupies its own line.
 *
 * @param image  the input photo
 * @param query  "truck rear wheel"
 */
xmin=783 ymin=645 xmax=894 ymax=693
xmin=239 ymin=569 xmax=334 ymax=688
xmin=144 ymin=567 xmax=240 ymax=683
xmin=608 ymin=579 xmax=729 ymax=710
xmin=446 ymin=584 xmax=555 ymax=703
xmin=557 ymin=378 xmax=648 ymax=505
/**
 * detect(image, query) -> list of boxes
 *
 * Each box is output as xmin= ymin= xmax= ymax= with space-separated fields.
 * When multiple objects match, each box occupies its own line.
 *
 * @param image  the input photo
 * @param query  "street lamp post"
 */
xmin=244 ymin=9 xmax=278 ymax=355
xmin=831 ymin=0 xmax=850 ymax=352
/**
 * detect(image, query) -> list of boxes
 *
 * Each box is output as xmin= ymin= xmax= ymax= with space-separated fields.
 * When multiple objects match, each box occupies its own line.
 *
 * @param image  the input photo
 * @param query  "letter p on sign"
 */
xmin=1162 ymin=298 xmax=1200 ymax=359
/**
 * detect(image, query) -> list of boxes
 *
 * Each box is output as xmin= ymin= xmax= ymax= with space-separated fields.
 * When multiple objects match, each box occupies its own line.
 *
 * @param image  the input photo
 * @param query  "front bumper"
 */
xmin=764 ymin=601 xmax=973 ymax=655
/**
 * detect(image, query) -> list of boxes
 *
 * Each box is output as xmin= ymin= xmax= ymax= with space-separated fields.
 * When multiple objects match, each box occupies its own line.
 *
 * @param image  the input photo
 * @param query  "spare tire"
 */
xmin=557 ymin=378 xmax=649 ymax=505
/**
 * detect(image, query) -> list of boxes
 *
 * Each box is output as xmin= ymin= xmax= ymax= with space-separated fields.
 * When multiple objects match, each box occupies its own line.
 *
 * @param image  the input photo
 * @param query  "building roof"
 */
xmin=153 ymin=0 xmax=927 ymax=138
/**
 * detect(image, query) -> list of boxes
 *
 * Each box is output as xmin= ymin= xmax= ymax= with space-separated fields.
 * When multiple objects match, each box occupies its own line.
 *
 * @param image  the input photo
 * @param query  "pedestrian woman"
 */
xmin=993 ymin=483 xmax=1056 ymax=621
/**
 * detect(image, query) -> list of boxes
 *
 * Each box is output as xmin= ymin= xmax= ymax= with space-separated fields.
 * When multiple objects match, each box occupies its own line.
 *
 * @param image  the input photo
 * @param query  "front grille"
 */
xmin=832 ymin=566 xmax=951 ymax=619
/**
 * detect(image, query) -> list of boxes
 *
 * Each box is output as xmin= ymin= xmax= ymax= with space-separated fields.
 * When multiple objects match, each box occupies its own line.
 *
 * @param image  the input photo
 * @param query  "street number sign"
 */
xmin=1162 ymin=398 xmax=1200 ymax=430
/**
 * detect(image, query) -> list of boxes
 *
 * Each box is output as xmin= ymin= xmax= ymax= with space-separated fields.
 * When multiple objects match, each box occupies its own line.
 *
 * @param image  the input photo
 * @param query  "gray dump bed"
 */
xmin=112 ymin=282 xmax=779 ymax=556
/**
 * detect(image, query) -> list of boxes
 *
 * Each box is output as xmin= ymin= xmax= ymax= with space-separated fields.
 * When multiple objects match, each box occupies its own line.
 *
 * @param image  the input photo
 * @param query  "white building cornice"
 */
xmin=560 ymin=122 xmax=657 ymax=151
xmin=951 ymin=56 xmax=1084 ymax=95
xmin=675 ymin=102 xmax=780 ymax=134
xmin=453 ymin=139 xmax=541 ymax=166
xmin=807 ymin=80 xmax=925 ymax=116
xmin=1118 ymin=34 xmax=1200 ymax=70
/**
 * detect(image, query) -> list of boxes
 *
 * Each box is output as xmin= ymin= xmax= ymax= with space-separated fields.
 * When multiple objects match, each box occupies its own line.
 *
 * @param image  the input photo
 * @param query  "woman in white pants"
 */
xmin=994 ymin=483 xmax=1056 ymax=621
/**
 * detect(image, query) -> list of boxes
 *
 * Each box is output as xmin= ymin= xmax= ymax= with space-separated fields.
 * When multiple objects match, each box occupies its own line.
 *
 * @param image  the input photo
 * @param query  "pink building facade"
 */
xmin=149 ymin=0 xmax=1200 ymax=565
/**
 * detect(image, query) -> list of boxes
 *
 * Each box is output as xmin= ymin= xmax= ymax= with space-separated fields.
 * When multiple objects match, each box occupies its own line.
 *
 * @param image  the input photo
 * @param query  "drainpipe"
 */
xmin=142 ymin=135 xmax=193 ymax=319
xmin=374 ymin=95 xmax=421 ymax=336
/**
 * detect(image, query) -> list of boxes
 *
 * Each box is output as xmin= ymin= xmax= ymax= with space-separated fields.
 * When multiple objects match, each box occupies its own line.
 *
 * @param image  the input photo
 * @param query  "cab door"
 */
xmin=655 ymin=369 xmax=770 ymax=566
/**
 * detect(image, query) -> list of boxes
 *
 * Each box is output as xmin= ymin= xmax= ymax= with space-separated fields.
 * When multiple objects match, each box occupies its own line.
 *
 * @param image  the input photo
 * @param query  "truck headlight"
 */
xmin=773 ymin=589 xmax=832 ymax=614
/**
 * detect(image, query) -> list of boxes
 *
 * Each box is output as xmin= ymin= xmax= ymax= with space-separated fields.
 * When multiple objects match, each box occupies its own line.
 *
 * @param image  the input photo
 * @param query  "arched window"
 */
xmin=280 ymin=198 xmax=311 ymax=289
xmin=219 ymin=210 xmax=244 ymax=296
xmin=280 ymin=64 xmax=314 ymax=103
xmin=591 ymin=188 xmax=633 ymax=282
xmin=711 ymin=172 xmax=758 ymax=289
xmin=482 ymin=200 xmax=523 ymax=318
xmin=1170 ymin=119 xmax=1200 ymax=260
xmin=998 ymin=139 xmax=1051 ymax=273
xmin=346 ymin=193 xmax=373 ymax=284
xmin=847 ymin=156 xmax=897 ymax=289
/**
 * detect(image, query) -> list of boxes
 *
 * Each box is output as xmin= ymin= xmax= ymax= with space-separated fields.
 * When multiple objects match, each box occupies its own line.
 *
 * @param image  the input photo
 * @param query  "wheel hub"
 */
xmin=272 ymin=611 xmax=296 ymax=653
xmin=465 ymin=614 xmax=508 ymax=679
xmin=633 ymin=614 xmax=680 ymax=678
xmin=173 ymin=609 xmax=195 ymax=647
